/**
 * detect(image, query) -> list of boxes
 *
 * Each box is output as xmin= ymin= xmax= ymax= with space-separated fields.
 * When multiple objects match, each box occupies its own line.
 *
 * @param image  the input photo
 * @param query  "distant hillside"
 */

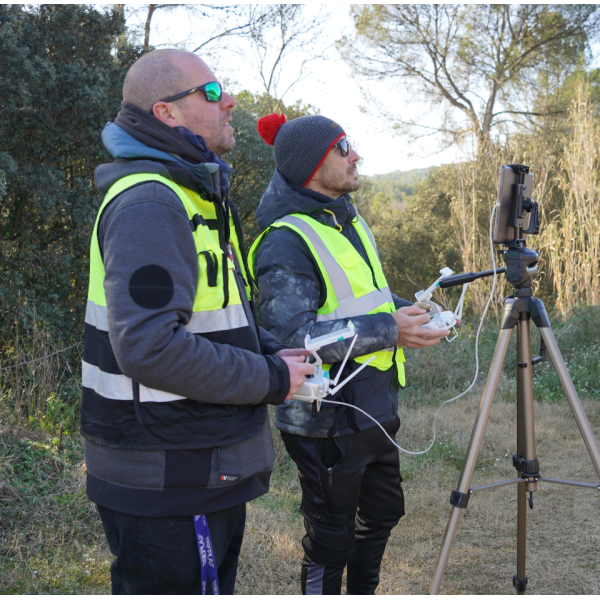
xmin=366 ymin=167 xmax=431 ymax=205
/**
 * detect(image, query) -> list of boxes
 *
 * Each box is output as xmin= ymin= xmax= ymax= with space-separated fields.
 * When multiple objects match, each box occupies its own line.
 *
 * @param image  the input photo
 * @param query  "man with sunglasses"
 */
xmin=249 ymin=114 xmax=449 ymax=594
xmin=82 ymin=49 xmax=313 ymax=594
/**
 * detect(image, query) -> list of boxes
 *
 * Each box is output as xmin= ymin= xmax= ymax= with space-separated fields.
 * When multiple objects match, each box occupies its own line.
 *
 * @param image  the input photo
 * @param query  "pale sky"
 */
xmin=126 ymin=3 xmax=463 ymax=176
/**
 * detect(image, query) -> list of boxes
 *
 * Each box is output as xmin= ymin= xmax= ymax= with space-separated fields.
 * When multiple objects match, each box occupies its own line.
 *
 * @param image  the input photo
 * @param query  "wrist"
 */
xmin=261 ymin=355 xmax=290 ymax=405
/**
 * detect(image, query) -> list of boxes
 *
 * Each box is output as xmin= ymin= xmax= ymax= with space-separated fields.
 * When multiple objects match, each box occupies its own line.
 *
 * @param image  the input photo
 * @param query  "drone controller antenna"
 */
xmin=415 ymin=267 xmax=454 ymax=305
xmin=329 ymin=354 xmax=376 ymax=396
xmin=331 ymin=333 xmax=359 ymax=387
xmin=454 ymin=284 xmax=469 ymax=322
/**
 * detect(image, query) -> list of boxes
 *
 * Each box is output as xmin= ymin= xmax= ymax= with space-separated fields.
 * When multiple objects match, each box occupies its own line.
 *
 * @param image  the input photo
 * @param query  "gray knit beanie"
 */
xmin=257 ymin=113 xmax=345 ymax=186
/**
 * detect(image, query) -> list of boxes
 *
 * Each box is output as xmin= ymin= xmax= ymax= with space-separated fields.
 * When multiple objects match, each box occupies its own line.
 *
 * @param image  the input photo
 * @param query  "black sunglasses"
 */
xmin=333 ymin=138 xmax=350 ymax=157
xmin=159 ymin=81 xmax=222 ymax=104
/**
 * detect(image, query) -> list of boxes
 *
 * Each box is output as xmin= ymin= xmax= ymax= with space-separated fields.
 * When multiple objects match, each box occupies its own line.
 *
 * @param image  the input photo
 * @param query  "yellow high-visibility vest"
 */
xmin=250 ymin=213 xmax=405 ymax=387
xmin=83 ymin=173 xmax=254 ymax=432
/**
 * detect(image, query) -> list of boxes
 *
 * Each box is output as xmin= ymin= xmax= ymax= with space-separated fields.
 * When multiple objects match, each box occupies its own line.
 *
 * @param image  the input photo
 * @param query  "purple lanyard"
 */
xmin=193 ymin=514 xmax=220 ymax=595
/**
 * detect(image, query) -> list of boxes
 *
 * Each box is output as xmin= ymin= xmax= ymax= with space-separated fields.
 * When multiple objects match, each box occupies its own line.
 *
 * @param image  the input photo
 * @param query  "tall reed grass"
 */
xmin=449 ymin=80 xmax=599 ymax=317
xmin=546 ymin=83 xmax=600 ymax=314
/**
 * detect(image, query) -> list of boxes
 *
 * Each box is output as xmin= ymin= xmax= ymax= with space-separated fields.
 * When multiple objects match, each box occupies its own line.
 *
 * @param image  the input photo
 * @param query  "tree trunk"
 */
xmin=481 ymin=82 xmax=499 ymax=142
xmin=144 ymin=4 xmax=157 ymax=50
xmin=10 ymin=194 xmax=26 ymax=240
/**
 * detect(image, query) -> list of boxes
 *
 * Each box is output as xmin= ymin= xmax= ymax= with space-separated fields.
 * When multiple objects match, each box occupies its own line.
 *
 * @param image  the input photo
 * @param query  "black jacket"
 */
xmin=253 ymin=169 xmax=411 ymax=437
xmin=83 ymin=106 xmax=289 ymax=517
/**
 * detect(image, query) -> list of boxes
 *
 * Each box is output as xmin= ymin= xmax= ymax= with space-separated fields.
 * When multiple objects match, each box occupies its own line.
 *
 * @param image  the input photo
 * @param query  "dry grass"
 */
xmin=546 ymin=82 xmax=600 ymax=315
xmin=0 ymin=423 xmax=112 ymax=594
xmin=2 ymin=384 xmax=599 ymax=594
xmin=237 ymin=395 xmax=600 ymax=595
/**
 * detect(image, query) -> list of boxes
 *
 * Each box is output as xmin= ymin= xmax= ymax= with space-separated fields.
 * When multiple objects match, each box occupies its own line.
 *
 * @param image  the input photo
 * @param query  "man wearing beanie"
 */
xmin=82 ymin=50 xmax=313 ymax=594
xmin=249 ymin=113 xmax=449 ymax=594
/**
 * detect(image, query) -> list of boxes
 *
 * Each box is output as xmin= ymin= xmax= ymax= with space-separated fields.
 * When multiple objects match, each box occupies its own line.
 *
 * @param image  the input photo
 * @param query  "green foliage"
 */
xmin=36 ymin=392 xmax=78 ymax=438
xmin=367 ymin=167 xmax=430 ymax=207
xmin=0 ymin=430 xmax=109 ymax=594
xmin=357 ymin=165 xmax=463 ymax=300
xmin=398 ymin=303 xmax=600 ymax=409
xmin=228 ymin=90 xmax=317 ymax=243
xmin=0 ymin=5 xmax=142 ymax=349
xmin=533 ymin=305 xmax=600 ymax=402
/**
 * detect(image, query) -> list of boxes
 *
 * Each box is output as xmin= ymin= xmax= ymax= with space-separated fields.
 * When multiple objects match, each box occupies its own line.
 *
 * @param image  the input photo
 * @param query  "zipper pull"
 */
xmin=327 ymin=467 xmax=334 ymax=487
xmin=227 ymin=244 xmax=236 ymax=270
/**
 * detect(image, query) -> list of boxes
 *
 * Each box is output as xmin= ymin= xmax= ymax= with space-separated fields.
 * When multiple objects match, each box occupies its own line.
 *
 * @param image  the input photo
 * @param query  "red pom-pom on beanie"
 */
xmin=257 ymin=113 xmax=287 ymax=146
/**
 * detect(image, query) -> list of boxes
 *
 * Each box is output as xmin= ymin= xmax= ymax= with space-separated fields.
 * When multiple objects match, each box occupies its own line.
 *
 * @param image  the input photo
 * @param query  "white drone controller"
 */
xmin=415 ymin=267 xmax=468 ymax=342
xmin=292 ymin=321 xmax=376 ymax=412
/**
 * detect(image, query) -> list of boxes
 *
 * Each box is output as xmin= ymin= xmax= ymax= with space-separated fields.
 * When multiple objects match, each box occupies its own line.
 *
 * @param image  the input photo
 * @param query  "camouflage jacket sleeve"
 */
xmin=254 ymin=228 xmax=399 ymax=364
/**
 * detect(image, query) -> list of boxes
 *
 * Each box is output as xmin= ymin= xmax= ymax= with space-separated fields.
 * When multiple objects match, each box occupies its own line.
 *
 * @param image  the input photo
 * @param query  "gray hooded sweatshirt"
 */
xmin=83 ymin=118 xmax=289 ymax=517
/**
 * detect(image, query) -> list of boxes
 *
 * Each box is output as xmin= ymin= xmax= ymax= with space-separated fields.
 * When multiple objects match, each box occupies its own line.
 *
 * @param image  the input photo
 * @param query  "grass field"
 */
xmin=1 ymin=307 xmax=600 ymax=594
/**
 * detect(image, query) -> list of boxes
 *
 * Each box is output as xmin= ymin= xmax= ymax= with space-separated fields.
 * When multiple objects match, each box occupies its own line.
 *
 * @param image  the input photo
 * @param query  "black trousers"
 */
xmin=97 ymin=503 xmax=246 ymax=594
xmin=281 ymin=416 xmax=405 ymax=595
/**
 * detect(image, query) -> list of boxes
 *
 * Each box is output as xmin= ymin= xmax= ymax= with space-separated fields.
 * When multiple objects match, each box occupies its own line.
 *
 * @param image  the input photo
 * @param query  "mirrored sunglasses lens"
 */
xmin=205 ymin=82 xmax=221 ymax=102
xmin=339 ymin=140 xmax=348 ymax=156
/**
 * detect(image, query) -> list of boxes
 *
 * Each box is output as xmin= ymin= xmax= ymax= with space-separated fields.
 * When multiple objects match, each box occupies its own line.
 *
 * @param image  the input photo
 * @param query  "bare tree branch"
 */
xmin=243 ymin=4 xmax=332 ymax=112
xmin=344 ymin=4 xmax=600 ymax=147
xmin=133 ymin=4 xmax=278 ymax=54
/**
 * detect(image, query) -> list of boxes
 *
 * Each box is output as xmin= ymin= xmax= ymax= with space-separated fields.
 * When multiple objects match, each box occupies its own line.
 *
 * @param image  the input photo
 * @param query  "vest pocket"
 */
xmin=164 ymin=447 xmax=212 ymax=489
xmin=206 ymin=417 xmax=274 ymax=488
xmin=196 ymin=243 xmax=223 ymax=305
xmin=338 ymin=249 xmax=362 ymax=269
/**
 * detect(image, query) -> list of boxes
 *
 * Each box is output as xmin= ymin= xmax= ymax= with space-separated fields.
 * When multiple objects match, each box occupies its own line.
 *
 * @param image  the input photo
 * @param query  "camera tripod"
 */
xmin=428 ymin=248 xmax=600 ymax=594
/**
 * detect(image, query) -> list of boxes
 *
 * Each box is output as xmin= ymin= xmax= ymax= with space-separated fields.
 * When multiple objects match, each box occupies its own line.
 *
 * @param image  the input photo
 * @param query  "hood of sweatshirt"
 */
xmin=255 ymin=168 xmax=358 ymax=233
xmin=95 ymin=102 xmax=229 ymax=203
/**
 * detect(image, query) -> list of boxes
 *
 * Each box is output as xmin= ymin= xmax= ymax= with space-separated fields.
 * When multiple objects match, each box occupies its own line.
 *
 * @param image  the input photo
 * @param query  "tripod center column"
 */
xmin=517 ymin=314 xmax=539 ymax=493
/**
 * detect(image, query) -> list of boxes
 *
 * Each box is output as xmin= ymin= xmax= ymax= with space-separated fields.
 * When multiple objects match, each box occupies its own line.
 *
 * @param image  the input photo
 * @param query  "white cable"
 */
xmin=318 ymin=203 xmax=502 ymax=455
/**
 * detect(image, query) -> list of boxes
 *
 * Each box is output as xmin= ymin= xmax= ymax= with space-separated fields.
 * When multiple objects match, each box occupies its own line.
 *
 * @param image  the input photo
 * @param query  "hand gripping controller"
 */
xmin=415 ymin=268 xmax=468 ymax=342
xmin=291 ymin=321 xmax=376 ymax=412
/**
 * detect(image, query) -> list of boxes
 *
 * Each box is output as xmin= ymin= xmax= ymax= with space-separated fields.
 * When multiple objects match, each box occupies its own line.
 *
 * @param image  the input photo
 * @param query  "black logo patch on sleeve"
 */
xmin=129 ymin=264 xmax=174 ymax=309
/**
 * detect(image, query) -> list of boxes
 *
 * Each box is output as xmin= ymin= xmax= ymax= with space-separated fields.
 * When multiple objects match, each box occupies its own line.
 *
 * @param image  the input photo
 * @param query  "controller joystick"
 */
xmin=291 ymin=321 xmax=375 ymax=411
xmin=415 ymin=268 xmax=468 ymax=343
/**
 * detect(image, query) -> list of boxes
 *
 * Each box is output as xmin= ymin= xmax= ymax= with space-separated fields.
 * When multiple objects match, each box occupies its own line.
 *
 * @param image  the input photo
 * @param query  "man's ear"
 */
xmin=152 ymin=101 xmax=183 ymax=128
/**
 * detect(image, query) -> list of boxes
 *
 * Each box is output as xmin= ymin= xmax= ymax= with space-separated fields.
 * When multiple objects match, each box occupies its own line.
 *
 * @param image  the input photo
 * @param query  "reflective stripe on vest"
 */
xmin=82 ymin=361 xmax=187 ymax=403
xmin=249 ymin=213 xmax=405 ymax=387
xmin=274 ymin=215 xmax=394 ymax=321
xmin=84 ymin=173 xmax=250 ymax=409
xmin=85 ymin=299 xmax=248 ymax=334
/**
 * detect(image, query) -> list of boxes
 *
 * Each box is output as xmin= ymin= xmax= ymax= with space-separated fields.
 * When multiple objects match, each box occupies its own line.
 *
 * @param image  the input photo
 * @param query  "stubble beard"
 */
xmin=320 ymin=163 xmax=360 ymax=196
xmin=183 ymin=112 xmax=236 ymax=157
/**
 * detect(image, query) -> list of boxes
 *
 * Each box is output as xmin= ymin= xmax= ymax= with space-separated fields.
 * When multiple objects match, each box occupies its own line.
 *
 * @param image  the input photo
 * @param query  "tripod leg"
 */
xmin=514 ymin=317 xmax=537 ymax=594
xmin=429 ymin=329 xmax=513 ymax=594
xmin=539 ymin=327 xmax=600 ymax=478
xmin=516 ymin=482 xmax=527 ymax=594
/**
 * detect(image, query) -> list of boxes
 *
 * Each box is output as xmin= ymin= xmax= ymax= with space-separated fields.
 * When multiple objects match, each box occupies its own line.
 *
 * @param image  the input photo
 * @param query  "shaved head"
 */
xmin=122 ymin=48 xmax=236 ymax=156
xmin=123 ymin=49 xmax=201 ymax=112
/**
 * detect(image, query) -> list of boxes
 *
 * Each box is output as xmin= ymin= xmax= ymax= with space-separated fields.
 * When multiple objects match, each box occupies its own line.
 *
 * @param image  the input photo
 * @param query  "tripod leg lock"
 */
xmin=513 ymin=576 xmax=528 ymax=592
xmin=531 ymin=337 xmax=547 ymax=365
xmin=450 ymin=489 xmax=471 ymax=508
xmin=512 ymin=454 xmax=540 ymax=477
